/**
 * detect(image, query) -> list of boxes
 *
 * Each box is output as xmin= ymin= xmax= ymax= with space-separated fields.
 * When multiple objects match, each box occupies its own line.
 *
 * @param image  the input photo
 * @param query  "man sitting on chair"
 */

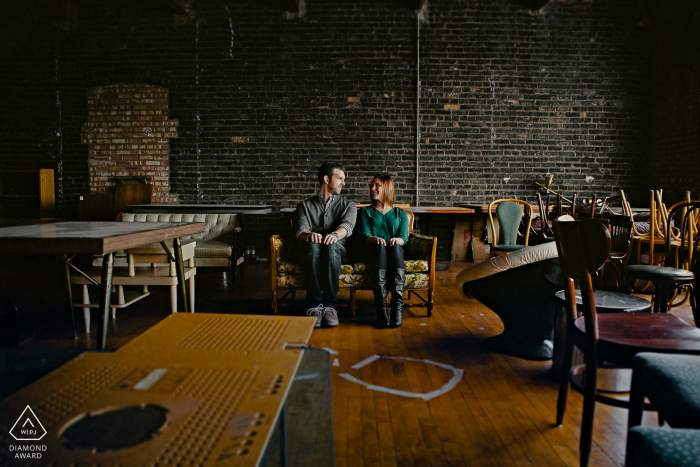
xmin=295 ymin=162 xmax=357 ymax=328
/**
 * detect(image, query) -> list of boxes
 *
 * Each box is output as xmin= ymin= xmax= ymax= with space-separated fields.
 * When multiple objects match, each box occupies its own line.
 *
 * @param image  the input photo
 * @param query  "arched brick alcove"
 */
xmin=80 ymin=84 xmax=178 ymax=203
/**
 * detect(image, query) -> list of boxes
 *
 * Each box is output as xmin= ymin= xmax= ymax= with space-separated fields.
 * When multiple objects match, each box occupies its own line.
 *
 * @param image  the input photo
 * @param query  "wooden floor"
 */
xmin=12 ymin=260 xmax=696 ymax=466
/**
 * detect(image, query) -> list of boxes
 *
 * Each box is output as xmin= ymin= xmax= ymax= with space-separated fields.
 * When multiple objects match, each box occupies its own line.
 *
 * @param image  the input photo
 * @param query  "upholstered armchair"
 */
xmin=270 ymin=211 xmax=437 ymax=316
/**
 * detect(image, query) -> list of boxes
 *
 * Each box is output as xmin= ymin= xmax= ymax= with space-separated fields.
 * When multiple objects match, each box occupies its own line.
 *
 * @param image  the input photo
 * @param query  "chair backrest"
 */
xmin=535 ymin=193 xmax=554 ymax=238
xmin=401 ymin=208 xmax=415 ymax=233
xmin=664 ymin=201 xmax=700 ymax=273
xmin=553 ymin=219 xmax=611 ymax=346
xmin=487 ymin=199 xmax=532 ymax=246
xmin=601 ymin=211 xmax=634 ymax=257
xmin=114 ymin=184 xmax=153 ymax=219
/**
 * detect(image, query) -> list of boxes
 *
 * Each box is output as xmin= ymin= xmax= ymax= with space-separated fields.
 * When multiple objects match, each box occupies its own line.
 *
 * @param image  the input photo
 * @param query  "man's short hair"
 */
xmin=318 ymin=162 xmax=346 ymax=185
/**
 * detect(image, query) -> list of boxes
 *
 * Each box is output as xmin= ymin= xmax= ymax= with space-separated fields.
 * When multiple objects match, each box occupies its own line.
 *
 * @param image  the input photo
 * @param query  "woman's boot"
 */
xmin=373 ymin=269 xmax=389 ymax=327
xmin=390 ymin=269 xmax=405 ymax=327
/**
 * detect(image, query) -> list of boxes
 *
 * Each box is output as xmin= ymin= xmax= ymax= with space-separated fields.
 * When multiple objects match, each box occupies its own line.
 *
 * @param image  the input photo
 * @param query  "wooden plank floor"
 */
xmin=14 ymin=259 xmax=695 ymax=466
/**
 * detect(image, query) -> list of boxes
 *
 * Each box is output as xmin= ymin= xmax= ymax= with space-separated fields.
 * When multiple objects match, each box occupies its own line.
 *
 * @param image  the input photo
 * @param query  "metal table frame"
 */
xmin=0 ymin=221 xmax=205 ymax=349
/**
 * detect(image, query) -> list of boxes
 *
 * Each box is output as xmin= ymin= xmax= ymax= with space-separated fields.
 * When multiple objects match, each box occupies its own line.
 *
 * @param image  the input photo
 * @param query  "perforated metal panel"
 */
xmin=35 ymin=365 xmax=130 ymax=428
xmin=0 ymin=315 xmax=316 ymax=466
xmin=155 ymin=368 xmax=257 ymax=465
xmin=114 ymin=313 xmax=315 ymax=358
xmin=177 ymin=316 xmax=290 ymax=351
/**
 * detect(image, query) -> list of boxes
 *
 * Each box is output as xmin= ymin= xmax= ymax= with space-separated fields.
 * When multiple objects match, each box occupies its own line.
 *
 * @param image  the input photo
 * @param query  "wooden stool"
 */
xmin=72 ymin=240 xmax=196 ymax=332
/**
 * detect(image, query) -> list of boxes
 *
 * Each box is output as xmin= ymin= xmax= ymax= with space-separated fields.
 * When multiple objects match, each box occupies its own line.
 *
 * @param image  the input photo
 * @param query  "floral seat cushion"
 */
xmin=277 ymin=259 xmax=430 ymax=289
xmin=271 ymin=231 xmax=436 ymax=316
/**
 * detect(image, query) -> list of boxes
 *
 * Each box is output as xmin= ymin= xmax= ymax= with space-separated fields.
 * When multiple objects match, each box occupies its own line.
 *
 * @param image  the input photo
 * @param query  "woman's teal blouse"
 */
xmin=358 ymin=207 xmax=409 ymax=243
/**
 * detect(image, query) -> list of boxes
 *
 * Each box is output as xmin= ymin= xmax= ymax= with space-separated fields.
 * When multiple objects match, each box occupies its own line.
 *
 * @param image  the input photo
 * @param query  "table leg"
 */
xmin=96 ymin=252 xmax=114 ymax=350
xmin=174 ymin=238 xmax=189 ymax=313
xmin=279 ymin=404 xmax=287 ymax=467
xmin=63 ymin=255 xmax=78 ymax=340
xmin=422 ymin=213 xmax=449 ymax=271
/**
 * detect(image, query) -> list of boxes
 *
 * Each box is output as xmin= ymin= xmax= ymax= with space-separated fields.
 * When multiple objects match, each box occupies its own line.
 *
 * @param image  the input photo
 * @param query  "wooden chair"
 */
xmin=113 ymin=183 xmax=153 ymax=218
xmin=631 ymin=190 xmax=685 ymax=267
xmin=552 ymin=219 xmax=700 ymax=467
xmin=531 ymin=193 xmax=555 ymax=242
xmin=487 ymin=199 xmax=533 ymax=255
xmin=600 ymin=211 xmax=634 ymax=291
xmin=623 ymin=202 xmax=699 ymax=314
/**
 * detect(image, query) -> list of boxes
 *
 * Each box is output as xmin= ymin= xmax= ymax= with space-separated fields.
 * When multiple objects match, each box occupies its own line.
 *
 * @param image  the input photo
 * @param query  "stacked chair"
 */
xmin=624 ymin=200 xmax=699 ymax=315
xmin=599 ymin=211 xmax=635 ymax=291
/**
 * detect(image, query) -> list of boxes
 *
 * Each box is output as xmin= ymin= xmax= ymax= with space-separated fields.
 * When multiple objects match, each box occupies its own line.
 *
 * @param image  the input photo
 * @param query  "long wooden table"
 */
xmin=129 ymin=204 xmax=274 ymax=215
xmin=0 ymin=221 xmax=205 ymax=349
xmin=0 ymin=313 xmax=318 ymax=466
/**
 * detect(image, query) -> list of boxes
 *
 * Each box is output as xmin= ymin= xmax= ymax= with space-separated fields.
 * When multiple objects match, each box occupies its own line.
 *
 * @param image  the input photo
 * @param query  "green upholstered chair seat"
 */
xmin=626 ymin=426 xmax=700 ymax=467
xmin=623 ymin=264 xmax=694 ymax=283
xmin=633 ymin=353 xmax=700 ymax=428
xmin=491 ymin=244 xmax=528 ymax=252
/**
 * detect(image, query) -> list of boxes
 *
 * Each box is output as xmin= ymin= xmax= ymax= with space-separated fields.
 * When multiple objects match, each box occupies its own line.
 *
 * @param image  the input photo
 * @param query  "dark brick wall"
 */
xmin=646 ymin=1 xmax=700 ymax=200
xmin=0 ymin=0 xmax=680 ymax=259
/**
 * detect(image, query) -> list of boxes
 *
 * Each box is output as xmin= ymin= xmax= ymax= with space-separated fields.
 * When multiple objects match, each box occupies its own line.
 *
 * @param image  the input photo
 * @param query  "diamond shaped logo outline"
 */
xmin=9 ymin=405 xmax=47 ymax=441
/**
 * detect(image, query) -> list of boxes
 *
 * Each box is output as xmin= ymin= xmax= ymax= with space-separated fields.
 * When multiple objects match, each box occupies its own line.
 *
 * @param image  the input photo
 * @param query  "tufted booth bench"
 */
xmin=270 ymin=211 xmax=437 ymax=316
xmin=92 ymin=212 xmax=241 ymax=268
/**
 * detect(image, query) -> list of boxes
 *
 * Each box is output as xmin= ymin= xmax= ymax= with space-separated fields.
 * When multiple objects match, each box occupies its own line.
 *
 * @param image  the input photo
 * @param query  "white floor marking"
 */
xmin=351 ymin=354 xmax=381 ymax=370
xmin=294 ymin=372 xmax=320 ymax=381
xmin=340 ymin=355 xmax=463 ymax=401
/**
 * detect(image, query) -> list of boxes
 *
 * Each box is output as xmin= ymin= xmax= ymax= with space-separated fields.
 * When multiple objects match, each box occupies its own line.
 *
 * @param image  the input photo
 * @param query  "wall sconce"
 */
xmin=503 ymin=177 xmax=511 ymax=184
xmin=585 ymin=175 xmax=595 ymax=184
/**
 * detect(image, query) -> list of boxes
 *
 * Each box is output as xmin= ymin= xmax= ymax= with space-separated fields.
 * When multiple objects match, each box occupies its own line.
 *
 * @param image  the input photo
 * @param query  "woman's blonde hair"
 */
xmin=371 ymin=173 xmax=395 ymax=207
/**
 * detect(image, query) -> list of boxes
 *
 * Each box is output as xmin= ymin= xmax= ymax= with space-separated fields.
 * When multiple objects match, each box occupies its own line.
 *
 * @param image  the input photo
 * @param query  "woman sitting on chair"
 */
xmin=358 ymin=173 xmax=409 ymax=328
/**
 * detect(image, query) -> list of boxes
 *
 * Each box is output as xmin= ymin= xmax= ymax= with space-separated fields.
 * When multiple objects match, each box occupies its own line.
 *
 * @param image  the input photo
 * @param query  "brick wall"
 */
xmin=647 ymin=1 xmax=700 ymax=200
xmin=0 ymin=0 xmax=688 ymax=259
xmin=80 ymin=85 xmax=179 ymax=202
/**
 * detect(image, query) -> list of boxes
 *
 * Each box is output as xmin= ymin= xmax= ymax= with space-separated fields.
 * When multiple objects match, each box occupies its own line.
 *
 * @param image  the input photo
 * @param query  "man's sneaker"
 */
xmin=306 ymin=305 xmax=325 ymax=328
xmin=321 ymin=307 xmax=339 ymax=327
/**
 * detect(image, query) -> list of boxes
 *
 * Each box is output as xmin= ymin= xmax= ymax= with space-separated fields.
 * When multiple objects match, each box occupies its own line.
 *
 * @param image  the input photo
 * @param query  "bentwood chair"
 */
xmin=487 ymin=199 xmax=533 ymax=255
xmin=624 ymin=201 xmax=700 ymax=315
xmin=626 ymin=352 xmax=700 ymax=467
xmin=552 ymin=219 xmax=700 ymax=467
xmin=630 ymin=190 xmax=687 ymax=269
xmin=599 ymin=211 xmax=635 ymax=291
xmin=531 ymin=193 xmax=556 ymax=243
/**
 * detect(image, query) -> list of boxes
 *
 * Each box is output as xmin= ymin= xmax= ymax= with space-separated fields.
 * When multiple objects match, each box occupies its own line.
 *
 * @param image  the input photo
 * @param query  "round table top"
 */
xmin=555 ymin=289 xmax=652 ymax=313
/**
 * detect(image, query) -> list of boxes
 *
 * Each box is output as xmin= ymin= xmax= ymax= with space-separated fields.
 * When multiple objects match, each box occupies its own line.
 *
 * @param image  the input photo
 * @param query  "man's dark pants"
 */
xmin=299 ymin=240 xmax=347 ymax=310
